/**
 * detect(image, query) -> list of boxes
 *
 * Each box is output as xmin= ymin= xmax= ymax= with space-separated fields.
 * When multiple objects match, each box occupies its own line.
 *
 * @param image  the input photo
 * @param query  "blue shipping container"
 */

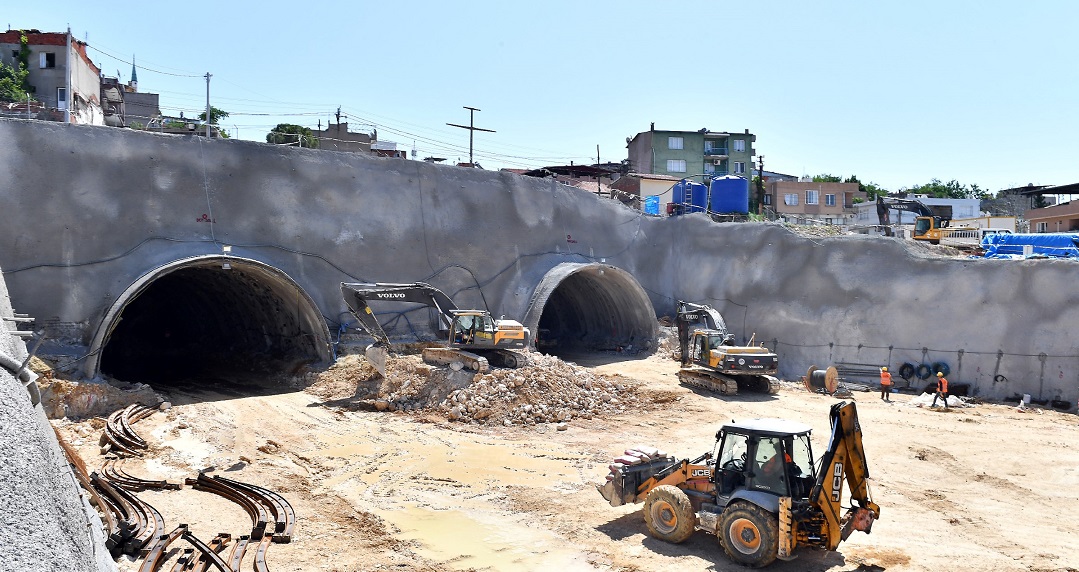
xmin=709 ymin=175 xmax=750 ymax=214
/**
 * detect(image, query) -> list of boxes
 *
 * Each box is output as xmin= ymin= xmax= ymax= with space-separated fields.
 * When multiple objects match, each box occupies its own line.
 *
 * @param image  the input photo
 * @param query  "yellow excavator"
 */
xmin=676 ymin=300 xmax=780 ymax=395
xmin=597 ymin=401 xmax=879 ymax=567
xmin=341 ymin=282 xmax=530 ymax=375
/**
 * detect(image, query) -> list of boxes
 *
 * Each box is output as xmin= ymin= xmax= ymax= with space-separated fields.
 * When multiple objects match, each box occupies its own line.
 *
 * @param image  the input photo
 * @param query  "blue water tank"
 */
xmin=672 ymin=180 xmax=708 ymax=213
xmin=709 ymin=175 xmax=750 ymax=214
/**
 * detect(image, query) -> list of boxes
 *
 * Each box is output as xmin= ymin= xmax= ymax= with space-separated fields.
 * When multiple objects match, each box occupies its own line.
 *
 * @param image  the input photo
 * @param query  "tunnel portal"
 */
xmin=94 ymin=256 xmax=330 ymax=386
xmin=527 ymin=263 xmax=657 ymax=357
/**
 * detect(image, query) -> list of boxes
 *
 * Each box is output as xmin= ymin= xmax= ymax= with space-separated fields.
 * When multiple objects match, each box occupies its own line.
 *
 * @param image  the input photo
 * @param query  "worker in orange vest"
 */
xmin=931 ymin=371 xmax=949 ymax=408
xmin=880 ymin=366 xmax=893 ymax=402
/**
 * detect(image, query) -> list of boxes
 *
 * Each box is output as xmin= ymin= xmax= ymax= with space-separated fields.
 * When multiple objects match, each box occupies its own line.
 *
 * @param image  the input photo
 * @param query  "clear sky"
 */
xmin=11 ymin=1 xmax=1078 ymax=192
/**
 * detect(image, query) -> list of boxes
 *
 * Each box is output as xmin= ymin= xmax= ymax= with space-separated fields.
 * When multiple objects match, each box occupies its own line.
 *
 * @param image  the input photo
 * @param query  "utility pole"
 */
xmin=204 ymin=72 xmax=212 ymax=138
xmin=596 ymin=145 xmax=602 ymax=196
xmin=447 ymin=106 xmax=494 ymax=167
xmin=64 ymin=27 xmax=71 ymax=124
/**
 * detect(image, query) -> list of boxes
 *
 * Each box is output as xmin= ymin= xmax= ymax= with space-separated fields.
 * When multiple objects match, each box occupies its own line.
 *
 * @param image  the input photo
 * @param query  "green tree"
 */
xmin=197 ymin=106 xmax=229 ymax=125
xmin=266 ymin=123 xmax=319 ymax=148
xmin=905 ymin=179 xmax=989 ymax=200
xmin=812 ymin=174 xmax=843 ymax=182
xmin=843 ymin=175 xmax=888 ymax=200
xmin=0 ymin=33 xmax=33 ymax=103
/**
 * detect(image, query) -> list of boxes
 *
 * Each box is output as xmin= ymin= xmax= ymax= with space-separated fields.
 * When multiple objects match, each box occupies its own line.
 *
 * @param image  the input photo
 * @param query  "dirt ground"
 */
xmin=52 ymin=348 xmax=1079 ymax=572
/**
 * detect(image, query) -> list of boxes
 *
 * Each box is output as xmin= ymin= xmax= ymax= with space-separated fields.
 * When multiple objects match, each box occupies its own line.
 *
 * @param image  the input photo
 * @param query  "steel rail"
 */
xmin=181 ymin=530 xmax=232 ymax=572
xmin=189 ymin=532 xmax=231 ymax=572
xmin=252 ymin=534 xmax=273 ymax=572
xmin=103 ymin=458 xmax=181 ymax=491
xmin=226 ymin=535 xmax=250 ymax=572
xmin=213 ymin=476 xmax=295 ymax=542
xmin=169 ymin=548 xmax=195 ymax=572
xmin=188 ymin=474 xmax=269 ymax=539
xmin=91 ymin=472 xmax=142 ymax=552
xmin=118 ymin=404 xmax=149 ymax=449
xmin=138 ymin=524 xmax=188 ymax=572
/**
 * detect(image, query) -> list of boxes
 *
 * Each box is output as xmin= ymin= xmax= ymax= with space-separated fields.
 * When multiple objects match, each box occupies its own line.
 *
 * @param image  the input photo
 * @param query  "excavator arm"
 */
xmin=341 ymin=282 xmax=461 ymax=374
xmin=808 ymin=401 xmax=880 ymax=550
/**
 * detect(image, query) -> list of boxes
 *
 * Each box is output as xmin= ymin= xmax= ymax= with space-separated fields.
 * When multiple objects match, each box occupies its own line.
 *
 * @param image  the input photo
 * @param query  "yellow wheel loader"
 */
xmin=597 ymin=401 xmax=879 ymax=568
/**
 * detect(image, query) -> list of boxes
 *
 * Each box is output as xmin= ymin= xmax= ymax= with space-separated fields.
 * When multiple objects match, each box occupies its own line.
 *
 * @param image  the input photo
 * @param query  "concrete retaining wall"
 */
xmin=1 ymin=118 xmax=1078 ymax=403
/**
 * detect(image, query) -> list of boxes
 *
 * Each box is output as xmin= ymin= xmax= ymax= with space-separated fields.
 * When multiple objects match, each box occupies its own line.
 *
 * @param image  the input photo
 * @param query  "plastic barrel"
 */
xmin=708 ymin=175 xmax=750 ymax=214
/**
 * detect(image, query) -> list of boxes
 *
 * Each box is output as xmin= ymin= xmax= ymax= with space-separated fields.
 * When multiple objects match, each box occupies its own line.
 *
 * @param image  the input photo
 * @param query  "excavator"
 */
xmin=875 ymin=196 xmax=964 ymax=244
xmin=675 ymin=300 xmax=779 ymax=395
xmin=341 ymin=282 xmax=530 ymax=376
xmin=597 ymin=401 xmax=879 ymax=568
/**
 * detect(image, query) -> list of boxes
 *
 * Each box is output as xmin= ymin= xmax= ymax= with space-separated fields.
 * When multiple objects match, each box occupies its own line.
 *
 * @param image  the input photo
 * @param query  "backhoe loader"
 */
xmin=597 ymin=401 xmax=879 ymax=567
xmin=341 ymin=282 xmax=530 ymax=375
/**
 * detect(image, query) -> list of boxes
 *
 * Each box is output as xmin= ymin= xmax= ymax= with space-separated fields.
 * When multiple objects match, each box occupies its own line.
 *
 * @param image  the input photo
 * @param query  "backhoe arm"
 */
xmin=809 ymin=401 xmax=880 ymax=550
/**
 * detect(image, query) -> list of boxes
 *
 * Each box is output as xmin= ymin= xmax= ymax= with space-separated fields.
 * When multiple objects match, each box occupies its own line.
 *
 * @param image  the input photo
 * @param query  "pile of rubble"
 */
xmin=309 ymin=351 xmax=643 ymax=426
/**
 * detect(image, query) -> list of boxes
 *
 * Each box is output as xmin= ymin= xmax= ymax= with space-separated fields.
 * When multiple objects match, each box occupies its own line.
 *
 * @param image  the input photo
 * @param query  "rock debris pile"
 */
xmin=308 ymin=351 xmax=643 ymax=426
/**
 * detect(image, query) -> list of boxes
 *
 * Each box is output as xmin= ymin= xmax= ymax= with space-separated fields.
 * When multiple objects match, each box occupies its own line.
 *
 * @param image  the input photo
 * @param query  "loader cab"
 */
xmin=713 ymin=419 xmax=816 ymax=502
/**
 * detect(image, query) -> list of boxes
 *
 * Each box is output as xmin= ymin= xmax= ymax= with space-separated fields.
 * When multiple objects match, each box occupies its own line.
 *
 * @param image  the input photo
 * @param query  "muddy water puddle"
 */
xmin=378 ymin=504 xmax=595 ymax=571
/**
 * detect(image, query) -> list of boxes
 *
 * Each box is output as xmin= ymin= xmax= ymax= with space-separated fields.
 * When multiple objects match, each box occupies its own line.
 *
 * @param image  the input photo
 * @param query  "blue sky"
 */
xmin=11 ymin=1 xmax=1078 ymax=192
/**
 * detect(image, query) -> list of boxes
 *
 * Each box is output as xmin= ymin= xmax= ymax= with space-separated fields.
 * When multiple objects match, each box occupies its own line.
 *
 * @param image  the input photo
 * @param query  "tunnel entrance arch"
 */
xmin=87 ymin=255 xmax=331 ymax=383
xmin=524 ymin=263 xmax=657 ymax=356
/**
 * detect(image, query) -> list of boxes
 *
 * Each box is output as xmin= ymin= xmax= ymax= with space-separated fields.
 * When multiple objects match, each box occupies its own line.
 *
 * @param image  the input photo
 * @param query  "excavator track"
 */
xmin=677 ymin=368 xmax=780 ymax=396
xmin=421 ymin=347 xmax=490 ymax=372
xmin=482 ymin=349 xmax=529 ymax=369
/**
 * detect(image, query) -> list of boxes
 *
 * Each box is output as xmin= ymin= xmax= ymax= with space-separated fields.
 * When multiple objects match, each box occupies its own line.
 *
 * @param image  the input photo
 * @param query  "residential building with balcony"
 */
xmin=626 ymin=123 xmax=755 ymax=181
xmin=0 ymin=28 xmax=104 ymax=125
xmin=768 ymin=180 xmax=866 ymax=224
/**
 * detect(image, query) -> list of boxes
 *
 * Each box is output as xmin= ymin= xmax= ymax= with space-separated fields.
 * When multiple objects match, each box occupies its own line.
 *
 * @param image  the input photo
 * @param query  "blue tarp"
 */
xmin=644 ymin=195 xmax=660 ymax=215
xmin=982 ymin=232 xmax=1079 ymax=259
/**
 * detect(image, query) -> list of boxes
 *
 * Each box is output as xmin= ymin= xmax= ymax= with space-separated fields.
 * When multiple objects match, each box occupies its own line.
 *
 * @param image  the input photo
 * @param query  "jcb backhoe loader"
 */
xmin=341 ymin=282 xmax=530 ymax=375
xmin=597 ymin=401 xmax=879 ymax=567
xmin=676 ymin=300 xmax=780 ymax=395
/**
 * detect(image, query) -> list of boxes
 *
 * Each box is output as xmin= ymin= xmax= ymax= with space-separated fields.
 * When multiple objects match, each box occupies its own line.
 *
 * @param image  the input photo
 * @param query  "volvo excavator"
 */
xmin=597 ymin=401 xmax=879 ymax=568
xmin=875 ymin=196 xmax=966 ymax=244
xmin=341 ymin=282 xmax=530 ymax=376
xmin=676 ymin=301 xmax=779 ymax=395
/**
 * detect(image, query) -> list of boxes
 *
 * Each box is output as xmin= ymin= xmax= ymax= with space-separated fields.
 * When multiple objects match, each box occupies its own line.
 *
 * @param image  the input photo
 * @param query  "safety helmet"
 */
xmin=881 ymin=366 xmax=888 ymax=372
xmin=936 ymin=372 xmax=944 ymax=377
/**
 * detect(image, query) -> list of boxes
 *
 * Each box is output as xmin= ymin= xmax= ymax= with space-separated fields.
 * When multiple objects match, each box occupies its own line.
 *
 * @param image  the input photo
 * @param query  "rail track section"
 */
xmin=56 ymin=404 xmax=298 ymax=571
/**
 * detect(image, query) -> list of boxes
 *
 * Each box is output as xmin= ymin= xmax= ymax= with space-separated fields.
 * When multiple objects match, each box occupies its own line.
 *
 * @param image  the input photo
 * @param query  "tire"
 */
xmin=915 ymin=363 xmax=932 ymax=380
xmin=931 ymin=361 xmax=950 ymax=377
xmin=643 ymin=485 xmax=696 ymax=544
xmin=719 ymin=501 xmax=779 ymax=568
xmin=898 ymin=362 xmax=916 ymax=380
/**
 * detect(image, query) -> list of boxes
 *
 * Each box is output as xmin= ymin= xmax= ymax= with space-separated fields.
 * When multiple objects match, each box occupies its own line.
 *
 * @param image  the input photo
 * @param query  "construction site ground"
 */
xmin=52 ymin=349 xmax=1079 ymax=572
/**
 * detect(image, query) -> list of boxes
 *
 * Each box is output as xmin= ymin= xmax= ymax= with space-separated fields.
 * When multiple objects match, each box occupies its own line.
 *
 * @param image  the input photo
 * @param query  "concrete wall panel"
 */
xmin=1 ymin=119 xmax=1078 ymax=403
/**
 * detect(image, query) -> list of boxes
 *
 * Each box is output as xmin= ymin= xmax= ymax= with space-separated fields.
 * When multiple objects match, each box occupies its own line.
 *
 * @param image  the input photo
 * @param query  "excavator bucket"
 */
xmin=365 ymin=344 xmax=388 ymax=377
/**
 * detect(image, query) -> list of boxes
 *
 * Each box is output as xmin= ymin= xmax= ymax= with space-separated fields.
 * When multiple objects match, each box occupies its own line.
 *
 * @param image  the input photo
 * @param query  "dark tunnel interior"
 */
xmin=536 ymin=268 xmax=657 ymax=357
xmin=99 ymin=263 xmax=326 ymax=389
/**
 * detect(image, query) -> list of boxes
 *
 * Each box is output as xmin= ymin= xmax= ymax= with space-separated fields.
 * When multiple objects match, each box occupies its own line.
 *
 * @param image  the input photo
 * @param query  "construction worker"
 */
xmin=880 ymin=366 xmax=893 ymax=402
xmin=931 ymin=371 xmax=949 ymax=408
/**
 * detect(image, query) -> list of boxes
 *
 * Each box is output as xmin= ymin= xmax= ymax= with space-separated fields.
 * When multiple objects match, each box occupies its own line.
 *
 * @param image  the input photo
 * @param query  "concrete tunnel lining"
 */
xmin=87 ymin=255 xmax=331 ymax=380
xmin=524 ymin=263 xmax=658 ymax=354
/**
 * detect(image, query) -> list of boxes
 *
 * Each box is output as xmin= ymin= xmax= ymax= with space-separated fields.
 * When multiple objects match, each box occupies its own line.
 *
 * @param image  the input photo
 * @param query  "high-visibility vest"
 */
xmin=880 ymin=371 xmax=892 ymax=386
xmin=938 ymin=377 xmax=948 ymax=393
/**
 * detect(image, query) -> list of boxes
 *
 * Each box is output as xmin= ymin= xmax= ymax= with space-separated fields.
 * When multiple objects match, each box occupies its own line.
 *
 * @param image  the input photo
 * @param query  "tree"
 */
xmin=812 ymin=174 xmax=843 ymax=182
xmin=266 ymin=123 xmax=319 ymax=148
xmin=197 ymin=106 xmax=229 ymax=125
xmin=843 ymin=175 xmax=887 ymax=200
xmin=904 ymin=179 xmax=989 ymax=200
xmin=0 ymin=33 xmax=33 ymax=103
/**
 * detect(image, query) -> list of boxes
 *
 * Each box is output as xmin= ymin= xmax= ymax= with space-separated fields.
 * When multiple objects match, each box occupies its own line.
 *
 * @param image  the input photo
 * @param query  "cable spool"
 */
xmin=804 ymin=365 xmax=839 ymax=394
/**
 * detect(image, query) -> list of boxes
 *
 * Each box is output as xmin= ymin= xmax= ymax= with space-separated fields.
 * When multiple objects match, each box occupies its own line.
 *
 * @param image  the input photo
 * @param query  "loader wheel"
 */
xmin=719 ymin=501 xmax=778 ymax=568
xmin=643 ymin=485 xmax=696 ymax=544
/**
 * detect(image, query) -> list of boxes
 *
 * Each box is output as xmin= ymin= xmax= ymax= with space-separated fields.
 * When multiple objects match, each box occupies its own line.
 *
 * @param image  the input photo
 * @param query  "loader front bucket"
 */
xmin=365 ymin=344 xmax=388 ymax=377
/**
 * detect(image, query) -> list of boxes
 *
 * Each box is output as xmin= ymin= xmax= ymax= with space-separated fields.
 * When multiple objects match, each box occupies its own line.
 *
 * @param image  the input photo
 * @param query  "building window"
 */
xmin=1036 ymin=222 xmax=1048 ymax=233
xmin=784 ymin=193 xmax=799 ymax=206
xmin=733 ymin=139 xmax=745 ymax=152
xmin=805 ymin=190 xmax=819 ymax=205
xmin=825 ymin=194 xmax=836 ymax=206
xmin=666 ymin=159 xmax=686 ymax=173
xmin=668 ymin=136 xmax=683 ymax=150
xmin=763 ymin=194 xmax=772 ymax=205
xmin=57 ymin=87 xmax=67 ymax=110
xmin=40 ymin=52 xmax=56 ymax=69
xmin=733 ymin=161 xmax=745 ymax=174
